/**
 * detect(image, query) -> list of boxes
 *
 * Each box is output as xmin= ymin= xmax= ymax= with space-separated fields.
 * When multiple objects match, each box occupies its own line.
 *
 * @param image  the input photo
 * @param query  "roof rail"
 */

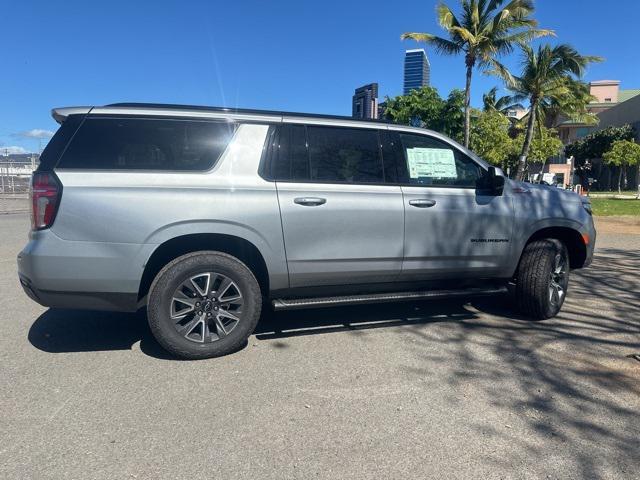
xmin=105 ymin=102 xmax=393 ymax=124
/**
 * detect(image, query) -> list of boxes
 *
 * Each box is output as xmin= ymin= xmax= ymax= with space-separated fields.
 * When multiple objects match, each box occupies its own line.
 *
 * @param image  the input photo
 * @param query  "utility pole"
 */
xmin=9 ymin=159 xmax=14 ymax=193
xmin=1 ymin=148 xmax=6 ymax=193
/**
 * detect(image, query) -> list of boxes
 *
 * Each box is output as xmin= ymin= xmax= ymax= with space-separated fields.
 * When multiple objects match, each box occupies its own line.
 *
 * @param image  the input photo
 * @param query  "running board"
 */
xmin=271 ymin=286 xmax=508 ymax=311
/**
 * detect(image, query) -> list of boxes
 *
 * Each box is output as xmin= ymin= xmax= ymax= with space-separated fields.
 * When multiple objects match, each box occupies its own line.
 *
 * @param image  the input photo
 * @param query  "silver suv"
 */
xmin=18 ymin=103 xmax=596 ymax=359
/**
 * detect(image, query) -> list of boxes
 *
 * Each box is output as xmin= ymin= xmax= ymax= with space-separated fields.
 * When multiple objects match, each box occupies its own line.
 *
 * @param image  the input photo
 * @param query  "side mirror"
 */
xmin=478 ymin=166 xmax=505 ymax=196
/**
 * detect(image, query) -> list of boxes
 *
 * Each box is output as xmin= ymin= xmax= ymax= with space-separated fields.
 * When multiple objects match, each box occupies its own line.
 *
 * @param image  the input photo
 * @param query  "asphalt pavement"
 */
xmin=1 ymin=213 xmax=639 ymax=479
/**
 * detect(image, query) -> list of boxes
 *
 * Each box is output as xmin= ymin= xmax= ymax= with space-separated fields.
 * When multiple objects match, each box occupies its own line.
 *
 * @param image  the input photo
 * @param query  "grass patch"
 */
xmin=590 ymin=197 xmax=640 ymax=216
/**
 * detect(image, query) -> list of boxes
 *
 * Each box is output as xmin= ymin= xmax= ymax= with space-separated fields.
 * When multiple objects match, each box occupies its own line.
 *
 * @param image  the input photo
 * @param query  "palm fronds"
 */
xmin=401 ymin=0 xmax=553 ymax=147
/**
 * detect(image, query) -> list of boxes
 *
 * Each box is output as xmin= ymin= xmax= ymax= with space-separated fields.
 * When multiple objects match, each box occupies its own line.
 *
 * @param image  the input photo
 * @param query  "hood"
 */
xmin=509 ymin=180 xmax=584 ymax=203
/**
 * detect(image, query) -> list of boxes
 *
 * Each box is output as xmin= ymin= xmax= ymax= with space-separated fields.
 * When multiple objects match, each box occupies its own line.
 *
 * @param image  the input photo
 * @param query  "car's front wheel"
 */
xmin=147 ymin=251 xmax=262 ymax=359
xmin=514 ymin=239 xmax=570 ymax=320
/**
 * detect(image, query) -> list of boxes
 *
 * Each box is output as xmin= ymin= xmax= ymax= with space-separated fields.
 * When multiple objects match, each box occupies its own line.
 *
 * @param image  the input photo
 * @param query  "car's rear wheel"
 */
xmin=514 ymin=239 xmax=570 ymax=320
xmin=147 ymin=251 xmax=261 ymax=359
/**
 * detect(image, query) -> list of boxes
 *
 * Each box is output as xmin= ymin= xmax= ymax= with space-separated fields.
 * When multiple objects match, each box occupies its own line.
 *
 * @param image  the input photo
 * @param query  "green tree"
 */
xmin=525 ymin=127 xmax=563 ymax=164
xmin=402 ymin=0 xmax=551 ymax=148
xmin=542 ymin=78 xmax=598 ymax=128
xmin=508 ymin=125 xmax=563 ymax=179
xmin=381 ymin=86 xmax=445 ymax=127
xmin=491 ymin=44 xmax=602 ymax=180
xmin=482 ymin=86 xmax=523 ymax=115
xmin=440 ymin=89 xmax=465 ymax=142
xmin=566 ymin=124 xmax=635 ymax=162
xmin=469 ymin=109 xmax=513 ymax=169
xmin=602 ymin=140 xmax=640 ymax=194
xmin=565 ymin=124 xmax=635 ymax=189
xmin=381 ymin=87 xmax=464 ymax=139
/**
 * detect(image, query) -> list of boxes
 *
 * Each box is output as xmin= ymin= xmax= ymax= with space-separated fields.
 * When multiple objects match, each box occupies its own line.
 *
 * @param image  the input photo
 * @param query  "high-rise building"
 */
xmin=403 ymin=49 xmax=430 ymax=95
xmin=352 ymin=83 xmax=379 ymax=119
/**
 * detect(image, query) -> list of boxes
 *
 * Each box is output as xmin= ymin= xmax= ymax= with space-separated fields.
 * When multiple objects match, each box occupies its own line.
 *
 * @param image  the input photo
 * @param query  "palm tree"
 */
xmin=491 ymin=44 xmax=602 ymax=180
xmin=482 ymin=86 xmax=524 ymax=115
xmin=402 ymin=0 xmax=552 ymax=148
xmin=541 ymin=78 xmax=598 ymax=128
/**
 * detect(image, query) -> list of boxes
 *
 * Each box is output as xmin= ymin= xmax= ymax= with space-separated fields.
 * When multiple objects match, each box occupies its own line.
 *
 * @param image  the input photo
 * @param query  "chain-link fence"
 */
xmin=0 ymin=161 xmax=33 ymax=214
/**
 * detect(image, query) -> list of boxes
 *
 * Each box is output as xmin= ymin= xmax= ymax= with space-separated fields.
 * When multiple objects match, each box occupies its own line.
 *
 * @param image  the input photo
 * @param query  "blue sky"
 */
xmin=2 ymin=0 xmax=639 ymax=153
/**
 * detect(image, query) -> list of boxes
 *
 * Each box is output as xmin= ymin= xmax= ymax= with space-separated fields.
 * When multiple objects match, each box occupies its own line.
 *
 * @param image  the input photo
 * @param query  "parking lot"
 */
xmin=1 ymin=213 xmax=639 ymax=479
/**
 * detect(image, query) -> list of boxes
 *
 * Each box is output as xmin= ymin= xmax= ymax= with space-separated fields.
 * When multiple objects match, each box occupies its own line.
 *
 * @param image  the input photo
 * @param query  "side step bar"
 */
xmin=272 ymin=286 xmax=508 ymax=311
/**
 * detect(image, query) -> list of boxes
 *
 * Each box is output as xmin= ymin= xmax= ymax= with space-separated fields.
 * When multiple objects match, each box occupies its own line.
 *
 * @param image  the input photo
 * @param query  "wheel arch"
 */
xmin=523 ymin=226 xmax=587 ymax=269
xmin=138 ymin=233 xmax=270 ymax=302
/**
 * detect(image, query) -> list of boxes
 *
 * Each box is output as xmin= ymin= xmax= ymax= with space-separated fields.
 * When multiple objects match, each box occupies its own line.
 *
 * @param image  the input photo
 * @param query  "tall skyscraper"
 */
xmin=403 ymin=49 xmax=430 ymax=95
xmin=352 ymin=83 xmax=379 ymax=119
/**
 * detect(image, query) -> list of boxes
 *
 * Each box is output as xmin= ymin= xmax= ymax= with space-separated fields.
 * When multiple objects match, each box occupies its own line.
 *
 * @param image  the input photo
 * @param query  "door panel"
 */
xmin=277 ymin=182 xmax=404 ymax=287
xmin=401 ymin=186 xmax=514 ymax=279
xmin=390 ymin=130 xmax=514 ymax=280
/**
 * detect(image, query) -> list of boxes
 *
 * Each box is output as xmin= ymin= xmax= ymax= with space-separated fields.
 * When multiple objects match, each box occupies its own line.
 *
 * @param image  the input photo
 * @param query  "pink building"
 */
xmin=557 ymin=80 xmax=640 ymax=144
xmin=589 ymin=80 xmax=620 ymax=105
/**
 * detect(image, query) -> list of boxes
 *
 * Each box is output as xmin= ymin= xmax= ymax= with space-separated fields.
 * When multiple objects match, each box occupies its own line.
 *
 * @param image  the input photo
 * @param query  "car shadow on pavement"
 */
xmin=254 ymin=298 xmax=483 ymax=340
xmin=27 ymin=246 xmax=639 ymax=351
xmin=27 ymin=308 xmax=178 ymax=359
xmin=28 ymin=297 xmax=495 ymax=360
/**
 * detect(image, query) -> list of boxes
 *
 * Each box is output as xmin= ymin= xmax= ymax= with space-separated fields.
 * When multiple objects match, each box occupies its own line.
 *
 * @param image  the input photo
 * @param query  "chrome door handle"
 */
xmin=294 ymin=197 xmax=326 ymax=206
xmin=409 ymin=199 xmax=437 ymax=208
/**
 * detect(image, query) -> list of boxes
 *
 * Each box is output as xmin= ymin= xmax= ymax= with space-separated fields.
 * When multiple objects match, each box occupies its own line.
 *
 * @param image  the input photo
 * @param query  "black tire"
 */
xmin=514 ymin=239 xmax=570 ymax=320
xmin=147 ymin=251 xmax=262 ymax=359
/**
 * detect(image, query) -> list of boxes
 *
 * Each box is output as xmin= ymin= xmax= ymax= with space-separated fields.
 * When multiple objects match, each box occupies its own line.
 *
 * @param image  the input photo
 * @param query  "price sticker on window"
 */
xmin=406 ymin=147 xmax=457 ymax=179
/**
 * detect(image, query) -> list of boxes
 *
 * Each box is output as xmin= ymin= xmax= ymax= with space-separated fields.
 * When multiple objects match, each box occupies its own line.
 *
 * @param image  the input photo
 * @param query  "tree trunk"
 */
xmin=636 ymin=164 xmax=640 ymax=199
xmin=538 ymin=157 xmax=548 ymax=184
xmin=516 ymin=98 xmax=537 ymax=181
xmin=618 ymin=166 xmax=623 ymax=194
xmin=463 ymin=62 xmax=473 ymax=149
xmin=537 ymin=128 xmax=550 ymax=184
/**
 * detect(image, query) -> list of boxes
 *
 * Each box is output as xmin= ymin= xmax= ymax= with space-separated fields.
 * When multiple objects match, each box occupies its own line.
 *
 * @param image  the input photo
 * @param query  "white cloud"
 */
xmin=16 ymin=129 xmax=55 ymax=139
xmin=0 ymin=146 xmax=28 ymax=155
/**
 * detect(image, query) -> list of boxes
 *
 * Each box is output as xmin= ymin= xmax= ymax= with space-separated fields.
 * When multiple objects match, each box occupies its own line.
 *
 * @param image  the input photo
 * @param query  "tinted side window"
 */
xmin=398 ymin=133 xmax=482 ymax=187
xmin=58 ymin=118 xmax=235 ymax=170
xmin=306 ymin=126 xmax=383 ymax=183
xmin=270 ymin=125 xmax=310 ymax=181
xmin=37 ymin=114 xmax=85 ymax=171
xmin=380 ymin=130 xmax=403 ymax=184
xmin=290 ymin=125 xmax=309 ymax=180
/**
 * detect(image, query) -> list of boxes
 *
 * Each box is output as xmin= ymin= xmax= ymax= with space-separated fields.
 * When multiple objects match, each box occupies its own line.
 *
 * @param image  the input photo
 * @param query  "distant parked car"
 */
xmin=18 ymin=103 xmax=596 ymax=359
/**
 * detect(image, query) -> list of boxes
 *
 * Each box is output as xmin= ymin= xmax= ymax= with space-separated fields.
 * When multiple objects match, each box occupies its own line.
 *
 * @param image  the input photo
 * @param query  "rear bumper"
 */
xmin=18 ymin=274 xmax=137 ymax=311
xmin=17 ymin=229 xmax=151 ymax=312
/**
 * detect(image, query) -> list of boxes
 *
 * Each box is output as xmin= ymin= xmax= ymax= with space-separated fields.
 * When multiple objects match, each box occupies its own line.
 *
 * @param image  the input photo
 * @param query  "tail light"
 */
xmin=30 ymin=172 xmax=62 ymax=230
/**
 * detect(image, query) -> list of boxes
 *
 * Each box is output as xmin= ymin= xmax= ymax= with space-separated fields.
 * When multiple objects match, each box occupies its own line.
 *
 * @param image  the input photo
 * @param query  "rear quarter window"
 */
xmin=37 ymin=114 xmax=85 ymax=171
xmin=57 ymin=117 xmax=236 ymax=171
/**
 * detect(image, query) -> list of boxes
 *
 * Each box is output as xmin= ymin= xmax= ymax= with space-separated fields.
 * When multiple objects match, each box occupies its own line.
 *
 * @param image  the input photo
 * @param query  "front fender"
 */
xmin=507 ymin=217 xmax=591 ymax=276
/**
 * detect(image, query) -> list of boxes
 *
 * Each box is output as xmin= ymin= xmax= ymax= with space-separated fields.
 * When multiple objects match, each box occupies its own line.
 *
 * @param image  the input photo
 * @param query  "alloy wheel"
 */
xmin=170 ymin=272 xmax=243 ymax=343
xmin=548 ymin=253 xmax=568 ymax=308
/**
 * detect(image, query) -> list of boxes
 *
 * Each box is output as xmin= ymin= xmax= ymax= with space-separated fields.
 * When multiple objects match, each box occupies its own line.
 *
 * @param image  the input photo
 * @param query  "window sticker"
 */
xmin=406 ymin=147 xmax=457 ymax=179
